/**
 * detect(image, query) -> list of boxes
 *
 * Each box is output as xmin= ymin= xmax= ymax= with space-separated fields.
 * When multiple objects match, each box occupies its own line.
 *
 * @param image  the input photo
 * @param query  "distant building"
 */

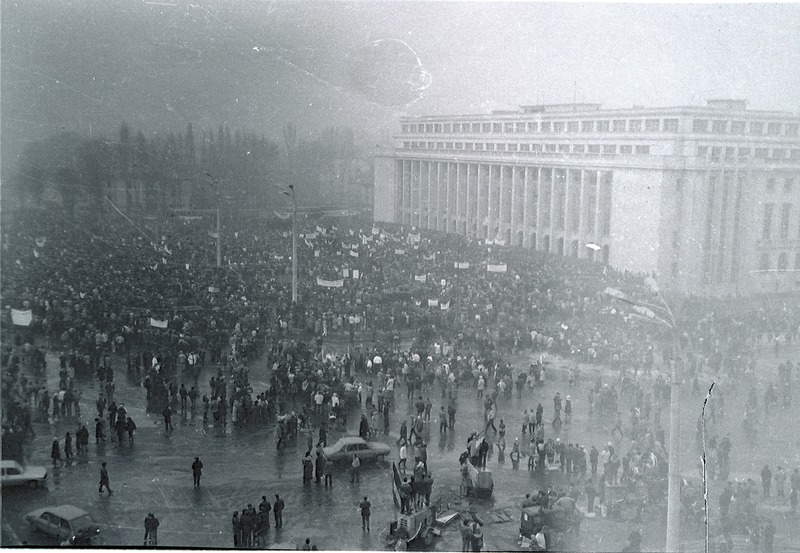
xmin=373 ymin=100 xmax=800 ymax=295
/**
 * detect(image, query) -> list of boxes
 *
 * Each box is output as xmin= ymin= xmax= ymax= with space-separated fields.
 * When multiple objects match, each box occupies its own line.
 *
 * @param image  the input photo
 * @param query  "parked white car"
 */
xmin=0 ymin=460 xmax=48 ymax=489
xmin=26 ymin=505 xmax=100 ymax=545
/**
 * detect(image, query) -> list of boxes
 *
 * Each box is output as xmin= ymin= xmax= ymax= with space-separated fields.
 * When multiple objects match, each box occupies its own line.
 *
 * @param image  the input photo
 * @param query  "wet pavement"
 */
xmin=3 ymin=337 xmax=799 ymax=551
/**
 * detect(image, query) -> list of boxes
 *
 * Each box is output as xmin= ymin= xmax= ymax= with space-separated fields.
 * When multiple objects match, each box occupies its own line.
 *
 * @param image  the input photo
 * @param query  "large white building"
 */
xmin=373 ymin=100 xmax=800 ymax=296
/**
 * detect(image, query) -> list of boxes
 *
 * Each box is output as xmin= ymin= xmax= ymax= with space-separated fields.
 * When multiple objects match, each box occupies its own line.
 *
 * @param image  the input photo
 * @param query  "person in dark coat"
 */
xmin=192 ymin=457 xmax=204 ymax=487
xmin=315 ymin=451 xmax=325 ymax=483
xmin=144 ymin=513 xmax=160 ymax=546
xmin=51 ymin=437 xmax=62 ymax=467
xmin=273 ymin=495 xmax=284 ymax=528
xmin=99 ymin=461 xmax=113 ymax=494
xmin=126 ymin=417 xmax=137 ymax=443
xmin=359 ymin=414 xmax=370 ymax=439
xmin=64 ymin=433 xmax=73 ymax=462
xmin=303 ymin=454 xmax=314 ymax=483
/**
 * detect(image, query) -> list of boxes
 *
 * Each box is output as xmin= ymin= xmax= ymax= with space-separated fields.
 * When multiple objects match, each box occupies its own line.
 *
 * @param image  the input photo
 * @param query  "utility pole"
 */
xmin=605 ymin=279 xmax=681 ymax=553
xmin=216 ymin=208 xmax=221 ymax=268
xmin=290 ymin=184 xmax=298 ymax=303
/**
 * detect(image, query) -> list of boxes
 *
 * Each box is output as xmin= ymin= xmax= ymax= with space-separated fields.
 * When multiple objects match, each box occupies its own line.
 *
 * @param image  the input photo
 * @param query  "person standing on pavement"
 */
xmin=315 ymin=450 xmax=325 ymax=483
xmin=351 ymin=454 xmax=361 ymax=483
xmin=144 ymin=513 xmax=159 ymax=546
xmin=64 ymin=433 xmax=73 ymax=463
xmin=51 ymin=437 xmax=63 ymax=468
xmin=439 ymin=406 xmax=448 ymax=434
xmin=273 ymin=494 xmax=284 ymax=528
xmin=231 ymin=511 xmax=241 ymax=547
xmin=192 ymin=457 xmax=204 ymax=487
xmin=762 ymin=465 xmax=773 ymax=497
xmin=460 ymin=519 xmax=472 ymax=552
xmin=126 ymin=417 xmax=137 ymax=443
xmin=99 ymin=462 xmax=113 ymax=495
xmin=399 ymin=443 xmax=408 ymax=473
xmin=324 ymin=456 xmax=334 ymax=487
xmin=359 ymin=496 xmax=371 ymax=531
xmin=163 ymin=405 xmax=173 ymax=432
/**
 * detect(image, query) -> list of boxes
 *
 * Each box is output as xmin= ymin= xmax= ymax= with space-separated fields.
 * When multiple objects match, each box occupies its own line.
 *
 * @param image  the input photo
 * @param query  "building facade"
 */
xmin=373 ymin=100 xmax=800 ymax=296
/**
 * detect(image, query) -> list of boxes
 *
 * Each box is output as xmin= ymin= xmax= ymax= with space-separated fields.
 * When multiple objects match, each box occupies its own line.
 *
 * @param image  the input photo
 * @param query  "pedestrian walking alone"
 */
xmin=360 ymin=496 xmax=371 ymax=531
xmin=51 ymin=437 xmax=63 ymax=468
xmin=99 ymin=462 xmax=113 ymax=495
xmin=192 ymin=457 xmax=203 ymax=487
xmin=350 ymin=454 xmax=361 ymax=483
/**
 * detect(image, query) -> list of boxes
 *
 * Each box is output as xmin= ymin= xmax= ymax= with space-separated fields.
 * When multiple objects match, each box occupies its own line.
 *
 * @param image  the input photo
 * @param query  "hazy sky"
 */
xmin=2 ymin=1 xmax=799 ymax=171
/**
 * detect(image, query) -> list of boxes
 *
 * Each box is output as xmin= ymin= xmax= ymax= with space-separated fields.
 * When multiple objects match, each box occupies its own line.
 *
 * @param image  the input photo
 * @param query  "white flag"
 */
xmin=350 ymin=251 xmax=359 ymax=258
xmin=11 ymin=309 xmax=32 ymax=326
xmin=149 ymin=318 xmax=168 ymax=329
xmin=414 ymin=274 xmax=427 ymax=283
xmin=427 ymin=299 xmax=439 ymax=307
xmin=440 ymin=300 xmax=450 ymax=311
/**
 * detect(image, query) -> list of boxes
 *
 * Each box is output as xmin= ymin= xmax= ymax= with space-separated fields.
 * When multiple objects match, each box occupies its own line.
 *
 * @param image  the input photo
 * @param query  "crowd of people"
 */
xmin=2 ymin=207 xmax=799 ymax=550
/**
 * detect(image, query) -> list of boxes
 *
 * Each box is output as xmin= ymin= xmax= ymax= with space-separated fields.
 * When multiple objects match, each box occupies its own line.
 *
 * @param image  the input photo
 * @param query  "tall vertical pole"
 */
xmin=666 ymin=334 xmax=682 ymax=553
xmin=291 ymin=187 xmax=298 ymax=304
xmin=215 ymin=208 xmax=221 ymax=268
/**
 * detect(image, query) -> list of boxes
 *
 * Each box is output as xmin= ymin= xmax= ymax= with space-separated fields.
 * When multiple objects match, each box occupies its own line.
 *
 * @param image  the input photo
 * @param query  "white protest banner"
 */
xmin=395 ymin=249 xmax=405 ymax=255
xmin=440 ymin=300 xmax=450 ymax=310
xmin=427 ymin=299 xmax=439 ymax=307
xmin=454 ymin=262 xmax=470 ymax=269
xmin=423 ymin=253 xmax=436 ymax=261
xmin=352 ymin=270 xmax=360 ymax=279
xmin=350 ymin=251 xmax=359 ymax=258
xmin=414 ymin=274 xmax=427 ymax=283
xmin=343 ymin=268 xmax=350 ymax=278
xmin=316 ymin=277 xmax=344 ymax=288
xmin=11 ymin=309 xmax=32 ymax=326
xmin=149 ymin=318 xmax=168 ymax=329
xmin=487 ymin=263 xmax=508 ymax=273
xmin=274 ymin=211 xmax=291 ymax=220
xmin=314 ymin=251 xmax=320 ymax=257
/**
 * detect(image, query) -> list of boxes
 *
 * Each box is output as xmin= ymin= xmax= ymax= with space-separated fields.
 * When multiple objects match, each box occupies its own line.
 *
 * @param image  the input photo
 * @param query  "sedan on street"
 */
xmin=0 ymin=460 xmax=48 ymax=489
xmin=322 ymin=436 xmax=391 ymax=464
xmin=25 ymin=505 xmax=100 ymax=545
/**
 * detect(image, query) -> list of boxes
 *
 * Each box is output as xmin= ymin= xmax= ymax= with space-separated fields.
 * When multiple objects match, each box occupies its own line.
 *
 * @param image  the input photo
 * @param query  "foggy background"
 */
xmin=3 ymin=1 xmax=799 ymax=185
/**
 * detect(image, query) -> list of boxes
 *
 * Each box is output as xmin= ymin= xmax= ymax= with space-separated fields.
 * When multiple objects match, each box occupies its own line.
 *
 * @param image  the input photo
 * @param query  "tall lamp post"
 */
xmin=605 ymin=278 xmax=682 ymax=553
xmin=289 ymin=184 xmax=297 ymax=304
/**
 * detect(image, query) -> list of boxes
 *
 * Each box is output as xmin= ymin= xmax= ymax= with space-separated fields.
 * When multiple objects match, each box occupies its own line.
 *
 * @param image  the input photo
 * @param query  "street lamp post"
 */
xmin=605 ymin=279 xmax=682 ymax=552
xmin=289 ymin=185 xmax=297 ymax=304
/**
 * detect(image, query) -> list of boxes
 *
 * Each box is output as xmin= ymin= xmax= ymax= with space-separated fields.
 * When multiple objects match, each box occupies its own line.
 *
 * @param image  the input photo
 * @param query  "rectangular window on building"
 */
xmin=787 ymin=123 xmax=799 ymax=136
xmin=402 ymin=124 xmax=410 ymax=133
xmin=464 ymin=143 xmax=473 ymax=150
xmin=558 ymin=144 xmax=569 ymax=153
xmin=738 ymin=147 xmax=751 ymax=157
xmin=629 ymin=120 xmax=642 ymax=132
xmin=425 ymin=124 xmax=433 ymax=133
xmin=645 ymin=119 xmax=660 ymax=132
xmin=540 ymin=122 xmax=552 ymax=132
xmin=635 ymin=145 xmax=651 ymax=154
xmin=755 ymin=148 xmax=769 ymax=158
xmin=454 ymin=142 xmax=464 ymax=150
xmin=763 ymin=203 xmax=773 ymax=239
xmin=711 ymin=147 xmax=721 ymax=159
xmin=492 ymin=123 xmax=502 ymax=133
xmin=445 ymin=142 xmax=453 ymax=149
xmin=427 ymin=142 xmax=435 ymax=148
xmin=520 ymin=144 xmax=530 ymax=152
xmin=731 ymin=121 xmax=745 ymax=134
xmin=597 ymin=121 xmax=610 ymax=132
xmin=780 ymin=203 xmax=791 ymax=239
xmin=785 ymin=178 xmax=794 ymax=192
xmin=792 ymin=149 xmax=800 ymax=159
xmin=546 ymin=144 xmax=557 ymax=152
xmin=496 ymin=143 xmax=506 ymax=151
xmin=436 ymin=142 xmax=444 ymax=149
xmin=697 ymin=146 xmax=708 ymax=157
xmin=403 ymin=141 xmax=410 ymax=148
xmin=507 ymin=143 xmax=518 ymax=152
xmin=527 ymin=122 xmax=538 ymax=133
xmin=573 ymin=144 xmax=585 ymax=153
xmin=582 ymin=121 xmax=594 ymax=132
xmin=773 ymin=149 xmax=786 ymax=159
xmin=443 ymin=123 xmax=452 ymax=133
xmin=553 ymin=122 xmax=565 ymax=133
xmin=504 ymin=122 xmax=514 ymax=133
xmin=434 ymin=123 xmax=442 ymax=133
xmin=515 ymin=122 xmax=525 ymax=133
xmin=663 ymin=119 xmax=679 ymax=132
xmin=767 ymin=177 xmax=776 ymax=191
xmin=725 ymin=147 xmax=735 ymax=159
xmin=619 ymin=145 xmax=633 ymax=154
xmin=749 ymin=122 xmax=764 ymax=135
xmin=485 ymin=143 xmax=493 ymax=150
xmin=472 ymin=123 xmax=481 ymax=133
xmin=613 ymin=120 xmax=626 ymax=132
xmin=768 ymin=122 xmax=782 ymax=135
xmin=588 ymin=144 xmax=601 ymax=154
xmin=603 ymin=144 xmax=616 ymax=154
xmin=567 ymin=121 xmax=579 ymax=132
xmin=712 ymin=120 xmax=727 ymax=133
xmin=693 ymin=119 xmax=709 ymax=133
xmin=532 ymin=144 xmax=542 ymax=152
xmin=481 ymin=123 xmax=490 ymax=133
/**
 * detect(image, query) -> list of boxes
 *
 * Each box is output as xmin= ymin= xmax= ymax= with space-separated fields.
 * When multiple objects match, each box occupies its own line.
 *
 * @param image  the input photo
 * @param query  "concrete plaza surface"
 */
xmin=2 ymin=338 xmax=799 ymax=551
